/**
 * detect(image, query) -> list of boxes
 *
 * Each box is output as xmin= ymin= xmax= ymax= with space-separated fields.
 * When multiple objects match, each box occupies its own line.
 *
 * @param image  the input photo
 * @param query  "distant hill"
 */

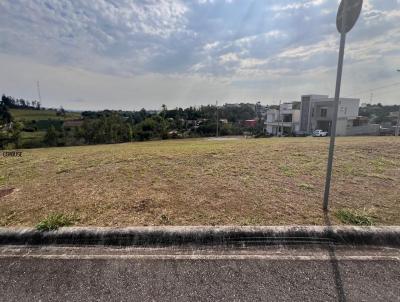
xmin=8 ymin=108 xmax=82 ymax=149
xmin=10 ymin=109 xmax=81 ymax=121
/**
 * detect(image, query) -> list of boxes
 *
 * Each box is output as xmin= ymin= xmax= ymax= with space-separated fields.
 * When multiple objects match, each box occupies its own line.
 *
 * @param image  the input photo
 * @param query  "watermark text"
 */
xmin=2 ymin=151 xmax=23 ymax=157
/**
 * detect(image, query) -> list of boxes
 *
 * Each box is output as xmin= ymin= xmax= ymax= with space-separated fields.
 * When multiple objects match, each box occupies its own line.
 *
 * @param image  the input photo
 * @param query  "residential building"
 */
xmin=300 ymin=95 xmax=360 ymax=136
xmin=255 ymin=102 xmax=269 ymax=118
xmin=243 ymin=119 xmax=257 ymax=127
xmin=264 ymin=103 xmax=300 ymax=135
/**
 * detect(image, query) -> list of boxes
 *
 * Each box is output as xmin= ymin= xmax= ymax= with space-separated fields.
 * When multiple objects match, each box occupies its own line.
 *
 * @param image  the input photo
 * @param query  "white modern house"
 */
xmin=264 ymin=103 xmax=301 ymax=135
xmin=299 ymin=95 xmax=361 ymax=136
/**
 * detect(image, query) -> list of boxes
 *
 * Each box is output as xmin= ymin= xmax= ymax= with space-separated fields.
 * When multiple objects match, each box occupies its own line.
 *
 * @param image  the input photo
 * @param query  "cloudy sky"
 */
xmin=0 ymin=0 xmax=399 ymax=110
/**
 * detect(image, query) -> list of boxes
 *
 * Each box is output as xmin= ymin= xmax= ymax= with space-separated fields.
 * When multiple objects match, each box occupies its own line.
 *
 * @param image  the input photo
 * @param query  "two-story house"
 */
xmin=300 ymin=95 xmax=360 ymax=136
xmin=264 ymin=103 xmax=301 ymax=135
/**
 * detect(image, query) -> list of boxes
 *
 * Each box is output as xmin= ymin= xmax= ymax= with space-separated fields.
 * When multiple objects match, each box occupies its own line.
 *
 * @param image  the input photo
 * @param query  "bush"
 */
xmin=36 ymin=213 xmax=77 ymax=231
xmin=335 ymin=209 xmax=374 ymax=226
xmin=44 ymin=125 xmax=58 ymax=146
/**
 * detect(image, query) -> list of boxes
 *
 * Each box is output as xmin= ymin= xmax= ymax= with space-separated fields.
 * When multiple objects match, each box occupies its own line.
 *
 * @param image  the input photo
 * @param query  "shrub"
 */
xmin=298 ymin=183 xmax=315 ymax=191
xmin=335 ymin=209 xmax=374 ymax=226
xmin=36 ymin=213 xmax=76 ymax=231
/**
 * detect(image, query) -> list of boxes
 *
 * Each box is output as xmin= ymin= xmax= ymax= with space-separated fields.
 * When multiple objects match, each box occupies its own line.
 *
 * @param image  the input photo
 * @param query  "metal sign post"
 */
xmin=396 ymin=70 xmax=400 ymax=136
xmin=323 ymin=0 xmax=363 ymax=211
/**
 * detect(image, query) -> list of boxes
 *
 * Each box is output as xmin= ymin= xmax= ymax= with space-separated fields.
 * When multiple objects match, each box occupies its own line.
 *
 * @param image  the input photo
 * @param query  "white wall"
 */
xmin=338 ymin=98 xmax=360 ymax=118
xmin=336 ymin=119 xmax=348 ymax=136
xmin=292 ymin=110 xmax=301 ymax=123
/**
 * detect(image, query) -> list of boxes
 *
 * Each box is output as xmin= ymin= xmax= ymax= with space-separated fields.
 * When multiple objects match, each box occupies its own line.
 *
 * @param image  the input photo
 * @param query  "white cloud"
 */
xmin=271 ymin=0 xmax=327 ymax=12
xmin=0 ymin=0 xmax=399 ymax=107
xmin=277 ymin=35 xmax=337 ymax=60
xmin=0 ymin=0 xmax=189 ymax=74
xmin=219 ymin=53 xmax=240 ymax=64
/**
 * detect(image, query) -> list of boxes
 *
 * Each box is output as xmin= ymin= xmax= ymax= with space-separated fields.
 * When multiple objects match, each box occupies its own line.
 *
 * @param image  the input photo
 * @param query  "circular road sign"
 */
xmin=336 ymin=0 xmax=363 ymax=34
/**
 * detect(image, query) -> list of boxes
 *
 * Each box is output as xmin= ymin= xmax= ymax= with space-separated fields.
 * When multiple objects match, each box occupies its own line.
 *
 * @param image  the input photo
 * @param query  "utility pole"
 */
xmin=278 ymin=100 xmax=282 ymax=136
xmin=323 ymin=0 xmax=363 ymax=211
xmin=216 ymin=101 xmax=219 ymax=137
xmin=37 ymin=81 xmax=42 ymax=104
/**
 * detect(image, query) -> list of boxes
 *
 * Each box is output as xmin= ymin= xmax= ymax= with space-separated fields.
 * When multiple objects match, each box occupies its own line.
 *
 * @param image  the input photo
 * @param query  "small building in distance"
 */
xmin=243 ymin=120 xmax=257 ymax=128
xmin=264 ymin=103 xmax=301 ymax=135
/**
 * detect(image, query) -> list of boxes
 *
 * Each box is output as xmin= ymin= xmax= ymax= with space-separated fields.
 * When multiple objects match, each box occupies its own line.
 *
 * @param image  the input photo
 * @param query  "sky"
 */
xmin=0 ymin=0 xmax=399 ymax=110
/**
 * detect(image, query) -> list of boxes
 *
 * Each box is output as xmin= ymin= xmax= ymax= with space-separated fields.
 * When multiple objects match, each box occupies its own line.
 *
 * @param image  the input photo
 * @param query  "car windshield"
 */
xmin=0 ymin=1 xmax=399 ymax=301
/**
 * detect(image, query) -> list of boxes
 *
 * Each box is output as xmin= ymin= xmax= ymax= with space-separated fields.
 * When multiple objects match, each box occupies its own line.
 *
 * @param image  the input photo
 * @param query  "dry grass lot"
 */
xmin=0 ymin=137 xmax=399 ymax=226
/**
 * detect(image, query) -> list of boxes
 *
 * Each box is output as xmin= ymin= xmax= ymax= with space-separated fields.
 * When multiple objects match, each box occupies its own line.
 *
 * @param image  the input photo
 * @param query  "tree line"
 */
xmin=1 ymin=97 xmax=262 ymax=148
xmin=45 ymin=104 xmax=258 ymax=147
xmin=1 ymin=95 xmax=41 ymax=110
xmin=3 ymin=94 xmax=400 ymax=149
xmin=359 ymin=103 xmax=400 ymax=124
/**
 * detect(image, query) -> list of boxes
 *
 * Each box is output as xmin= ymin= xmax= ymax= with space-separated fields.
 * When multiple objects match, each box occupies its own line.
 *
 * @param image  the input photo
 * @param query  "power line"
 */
xmin=366 ymin=86 xmax=400 ymax=98
xmin=353 ymin=81 xmax=400 ymax=95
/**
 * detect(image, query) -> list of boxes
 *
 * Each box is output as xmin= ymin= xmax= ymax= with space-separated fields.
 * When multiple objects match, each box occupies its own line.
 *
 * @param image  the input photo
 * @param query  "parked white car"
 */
xmin=312 ymin=129 xmax=328 ymax=137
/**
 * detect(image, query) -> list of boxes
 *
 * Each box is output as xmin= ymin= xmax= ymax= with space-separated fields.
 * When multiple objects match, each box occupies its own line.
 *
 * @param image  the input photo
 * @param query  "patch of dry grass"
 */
xmin=0 ymin=137 xmax=399 ymax=226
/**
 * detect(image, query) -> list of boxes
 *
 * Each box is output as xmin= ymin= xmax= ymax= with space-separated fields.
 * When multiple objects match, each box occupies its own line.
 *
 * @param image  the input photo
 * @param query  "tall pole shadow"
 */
xmin=324 ymin=211 xmax=347 ymax=302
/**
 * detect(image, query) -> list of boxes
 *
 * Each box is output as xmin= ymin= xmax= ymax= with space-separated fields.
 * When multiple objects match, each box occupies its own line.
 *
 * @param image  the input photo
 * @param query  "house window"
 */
xmin=283 ymin=115 xmax=292 ymax=122
xmin=320 ymin=108 xmax=328 ymax=117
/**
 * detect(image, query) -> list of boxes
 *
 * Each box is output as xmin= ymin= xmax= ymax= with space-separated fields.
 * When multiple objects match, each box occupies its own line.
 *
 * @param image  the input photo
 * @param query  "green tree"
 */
xmin=0 ymin=102 xmax=12 ymax=125
xmin=0 ymin=103 xmax=22 ymax=149
xmin=76 ymin=113 xmax=134 ymax=145
xmin=44 ymin=125 xmax=58 ymax=146
xmin=11 ymin=122 xmax=23 ymax=148
xmin=0 ymin=121 xmax=23 ymax=149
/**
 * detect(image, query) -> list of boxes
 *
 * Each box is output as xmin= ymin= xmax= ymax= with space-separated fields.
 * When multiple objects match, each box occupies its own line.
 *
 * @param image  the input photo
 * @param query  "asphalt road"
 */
xmin=0 ymin=245 xmax=399 ymax=302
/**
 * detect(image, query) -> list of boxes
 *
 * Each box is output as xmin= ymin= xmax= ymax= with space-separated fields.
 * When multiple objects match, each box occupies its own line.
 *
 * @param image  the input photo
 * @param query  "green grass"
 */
xmin=298 ymin=183 xmax=315 ymax=191
xmin=279 ymin=165 xmax=295 ymax=177
xmin=0 ymin=137 xmax=399 ymax=226
xmin=36 ymin=213 xmax=77 ymax=231
xmin=20 ymin=131 xmax=46 ymax=140
xmin=19 ymin=131 xmax=46 ymax=148
xmin=10 ymin=109 xmax=81 ymax=121
xmin=335 ymin=209 xmax=374 ymax=226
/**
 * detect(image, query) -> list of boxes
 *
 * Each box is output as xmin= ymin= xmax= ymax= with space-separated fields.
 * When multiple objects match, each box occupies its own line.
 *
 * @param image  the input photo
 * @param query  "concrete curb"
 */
xmin=0 ymin=226 xmax=399 ymax=247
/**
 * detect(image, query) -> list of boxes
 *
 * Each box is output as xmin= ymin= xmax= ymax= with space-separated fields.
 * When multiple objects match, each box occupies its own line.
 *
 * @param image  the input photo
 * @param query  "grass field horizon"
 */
xmin=1 ymin=137 xmax=399 ymax=227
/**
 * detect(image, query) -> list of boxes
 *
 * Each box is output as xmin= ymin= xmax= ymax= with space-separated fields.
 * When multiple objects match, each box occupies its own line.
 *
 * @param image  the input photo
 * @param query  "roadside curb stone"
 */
xmin=0 ymin=226 xmax=399 ymax=247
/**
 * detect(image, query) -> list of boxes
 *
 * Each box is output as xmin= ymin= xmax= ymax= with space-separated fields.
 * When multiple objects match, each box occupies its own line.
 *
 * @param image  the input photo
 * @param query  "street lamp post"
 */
xmin=323 ymin=0 xmax=363 ymax=211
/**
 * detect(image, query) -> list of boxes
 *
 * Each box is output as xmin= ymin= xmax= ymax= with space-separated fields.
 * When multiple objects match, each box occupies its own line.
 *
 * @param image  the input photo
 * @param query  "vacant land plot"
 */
xmin=0 ymin=137 xmax=399 ymax=226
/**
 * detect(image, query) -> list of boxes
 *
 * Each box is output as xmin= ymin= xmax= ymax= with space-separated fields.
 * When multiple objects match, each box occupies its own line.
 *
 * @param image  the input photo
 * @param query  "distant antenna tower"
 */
xmin=37 ymin=81 xmax=42 ymax=103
